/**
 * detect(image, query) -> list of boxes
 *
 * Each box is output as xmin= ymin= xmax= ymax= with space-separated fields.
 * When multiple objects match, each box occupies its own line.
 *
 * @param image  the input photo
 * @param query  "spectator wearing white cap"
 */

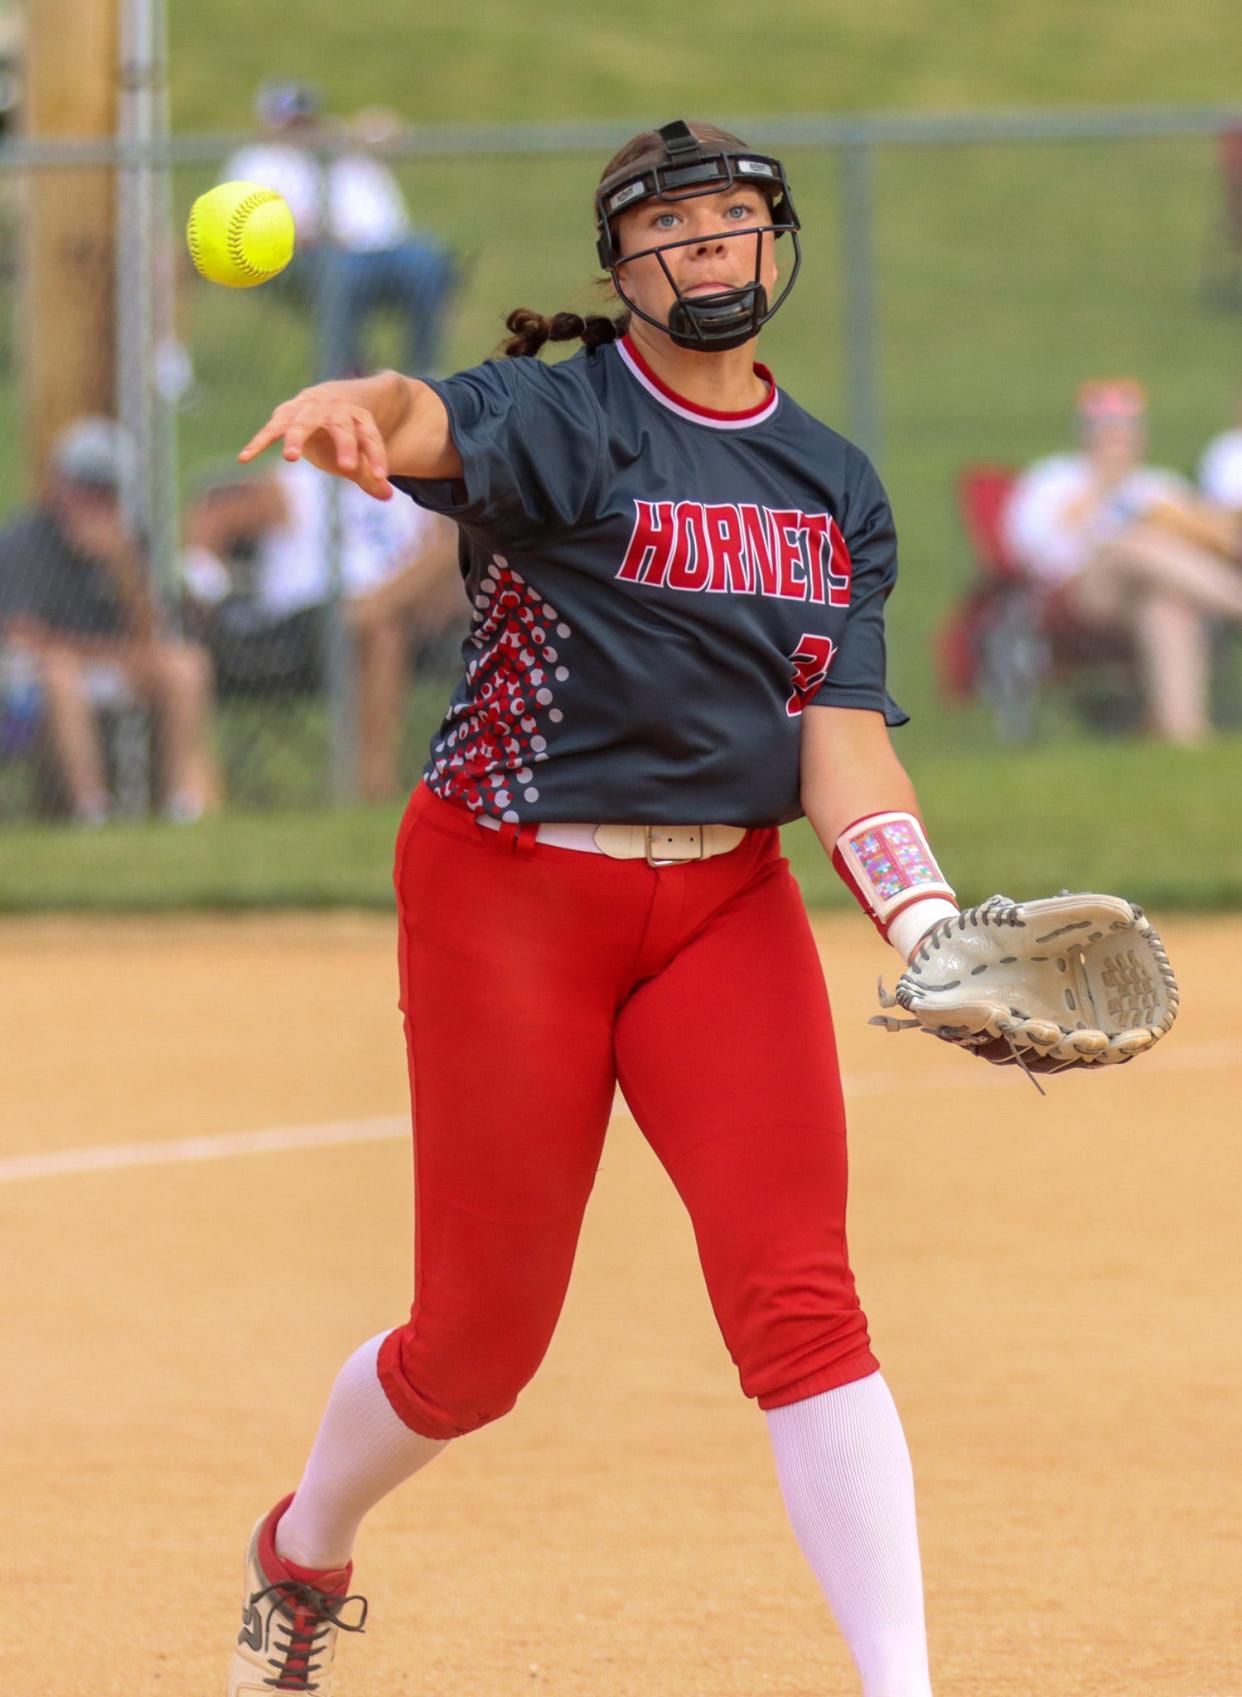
xmin=1003 ymin=379 xmax=1242 ymax=744
xmin=0 ymin=417 xmax=220 ymax=822
xmin=223 ymin=81 xmax=457 ymax=377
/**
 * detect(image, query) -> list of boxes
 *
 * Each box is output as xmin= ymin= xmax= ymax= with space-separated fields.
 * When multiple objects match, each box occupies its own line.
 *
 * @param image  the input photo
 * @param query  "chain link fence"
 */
xmin=1 ymin=110 xmax=1241 ymax=823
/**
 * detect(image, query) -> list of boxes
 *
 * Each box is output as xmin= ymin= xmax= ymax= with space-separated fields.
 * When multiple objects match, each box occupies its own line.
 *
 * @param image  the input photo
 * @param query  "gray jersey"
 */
xmin=392 ymin=334 xmax=906 ymax=827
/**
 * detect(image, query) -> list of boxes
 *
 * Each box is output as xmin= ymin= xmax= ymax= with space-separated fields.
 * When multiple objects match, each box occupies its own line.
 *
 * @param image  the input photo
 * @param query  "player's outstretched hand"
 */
xmin=239 ymin=385 xmax=394 ymax=501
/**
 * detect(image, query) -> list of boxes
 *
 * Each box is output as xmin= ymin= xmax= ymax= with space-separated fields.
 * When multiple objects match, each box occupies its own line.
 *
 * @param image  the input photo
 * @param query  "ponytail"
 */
xmin=501 ymin=307 xmax=629 ymax=359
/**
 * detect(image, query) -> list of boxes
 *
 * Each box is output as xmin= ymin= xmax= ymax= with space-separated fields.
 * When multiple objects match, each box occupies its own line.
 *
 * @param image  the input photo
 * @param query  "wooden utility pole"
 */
xmin=23 ymin=0 xmax=120 ymax=487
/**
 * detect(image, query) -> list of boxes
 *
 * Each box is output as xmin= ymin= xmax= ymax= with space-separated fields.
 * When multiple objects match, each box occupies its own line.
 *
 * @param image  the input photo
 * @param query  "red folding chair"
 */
xmin=956 ymin=464 xmax=1026 ymax=583
xmin=937 ymin=463 xmax=1141 ymax=740
xmin=934 ymin=466 xmax=1041 ymax=732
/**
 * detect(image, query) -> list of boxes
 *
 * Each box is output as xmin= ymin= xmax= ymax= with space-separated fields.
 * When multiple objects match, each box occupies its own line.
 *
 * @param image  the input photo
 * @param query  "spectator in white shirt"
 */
xmin=183 ymin=457 xmax=465 ymax=801
xmin=1199 ymin=393 xmax=1242 ymax=522
xmin=1003 ymin=379 xmax=1242 ymax=744
xmin=224 ymin=81 xmax=457 ymax=376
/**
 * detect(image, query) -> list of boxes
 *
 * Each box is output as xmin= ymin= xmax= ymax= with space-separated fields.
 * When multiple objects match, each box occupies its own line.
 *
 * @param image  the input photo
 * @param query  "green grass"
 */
xmin=0 ymin=804 xmax=400 ymax=911
xmin=167 ymin=0 xmax=1242 ymax=132
xmin=4 ymin=737 xmax=1239 ymax=913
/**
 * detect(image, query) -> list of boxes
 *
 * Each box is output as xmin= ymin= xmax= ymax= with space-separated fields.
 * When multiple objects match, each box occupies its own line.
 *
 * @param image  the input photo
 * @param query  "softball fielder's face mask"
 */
xmin=594 ymin=120 xmax=802 ymax=353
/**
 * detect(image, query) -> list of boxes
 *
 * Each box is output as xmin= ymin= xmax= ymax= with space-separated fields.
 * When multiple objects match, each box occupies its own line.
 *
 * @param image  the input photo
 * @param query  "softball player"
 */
xmin=229 ymin=121 xmax=961 ymax=1697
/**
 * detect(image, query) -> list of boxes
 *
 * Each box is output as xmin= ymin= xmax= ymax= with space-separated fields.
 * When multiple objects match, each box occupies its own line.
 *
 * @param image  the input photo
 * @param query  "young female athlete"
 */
xmin=228 ymin=121 xmax=962 ymax=1697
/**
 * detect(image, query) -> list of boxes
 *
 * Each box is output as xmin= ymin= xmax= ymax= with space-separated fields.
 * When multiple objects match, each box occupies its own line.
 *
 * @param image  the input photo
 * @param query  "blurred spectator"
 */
xmin=1003 ymin=380 xmax=1242 ymax=745
xmin=0 ymin=418 xmax=220 ymax=823
xmin=183 ymin=459 xmax=465 ymax=801
xmin=1198 ymin=391 xmax=1242 ymax=522
xmin=223 ymin=81 xmax=457 ymax=376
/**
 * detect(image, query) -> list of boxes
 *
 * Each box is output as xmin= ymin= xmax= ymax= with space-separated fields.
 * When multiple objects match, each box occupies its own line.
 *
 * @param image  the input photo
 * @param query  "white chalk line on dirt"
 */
xmin=2 ymin=1041 xmax=1236 ymax=1186
xmin=0 ymin=1117 xmax=410 ymax=1185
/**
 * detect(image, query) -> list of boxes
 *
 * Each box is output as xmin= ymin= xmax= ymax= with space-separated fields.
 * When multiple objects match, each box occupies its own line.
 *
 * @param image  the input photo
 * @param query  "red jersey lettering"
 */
xmin=802 ymin=513 xmax=828 ymax=603
xmin=771 ymin=509 xmax=808 ymax=601
xmin=617 ymin=500 xmax=676 ymax=585
xmin=703 ymin=503 xmax=750 ymax=593
xmin=740 ymin=504 xmax=779 ymax=596
xmin=616 ymin=501 xmax=850 ymax=606
xmin=666 ymin=502 xmax=711 ymax=591
xmin=826 ymin=515 xmax=852 ymax=606
xmin=785 ymin=632 xmax=837 ymax=716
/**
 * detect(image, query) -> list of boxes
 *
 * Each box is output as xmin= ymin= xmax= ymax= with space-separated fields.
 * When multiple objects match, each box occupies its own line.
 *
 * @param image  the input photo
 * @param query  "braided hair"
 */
xmin=501 ymin=307 xmax=628 ymax=360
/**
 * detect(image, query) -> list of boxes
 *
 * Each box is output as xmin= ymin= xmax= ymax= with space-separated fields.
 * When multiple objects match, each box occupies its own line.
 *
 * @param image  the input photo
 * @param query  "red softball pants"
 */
xmin=377 ymin=782 xmax=878 ymax=1439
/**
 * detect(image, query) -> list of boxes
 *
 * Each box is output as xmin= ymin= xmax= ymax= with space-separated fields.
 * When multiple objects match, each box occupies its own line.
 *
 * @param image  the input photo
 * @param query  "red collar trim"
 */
xmin=617 ymin=335 xmax=779 ymax=429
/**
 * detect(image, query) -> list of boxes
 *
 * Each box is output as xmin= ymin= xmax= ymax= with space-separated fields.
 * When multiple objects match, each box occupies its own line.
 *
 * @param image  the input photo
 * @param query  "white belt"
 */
xmin=476 ymin=814 xmax=746 ymax=866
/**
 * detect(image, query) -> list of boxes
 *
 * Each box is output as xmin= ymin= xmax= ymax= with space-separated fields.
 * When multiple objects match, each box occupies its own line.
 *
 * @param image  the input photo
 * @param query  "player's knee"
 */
xmin=717 ymin=1268 xmax=876 ymax=1408
xmin=378 ymin=1308 xmax=559 ymax=1439
xmin=743 ymin=1322 xmax=880 ymax=1409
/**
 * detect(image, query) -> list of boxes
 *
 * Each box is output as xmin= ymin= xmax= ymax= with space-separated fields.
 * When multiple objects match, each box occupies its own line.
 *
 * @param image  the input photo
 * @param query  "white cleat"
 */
xmin=228 ymin=1494 xmax=367 ymax=1695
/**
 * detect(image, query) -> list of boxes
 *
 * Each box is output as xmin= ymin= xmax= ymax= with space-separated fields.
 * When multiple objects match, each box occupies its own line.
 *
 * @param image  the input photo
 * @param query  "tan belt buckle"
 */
xmin=644 ymin=825 xmax=705 ymax=867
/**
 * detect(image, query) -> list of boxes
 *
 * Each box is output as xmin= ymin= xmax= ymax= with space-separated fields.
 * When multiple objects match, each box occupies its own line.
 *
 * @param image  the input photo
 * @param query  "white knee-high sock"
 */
xmin=765 ymin=1372 xmax=933 ymax=1697
xmin=276 ymin=1332 xmax=448 ymax=1570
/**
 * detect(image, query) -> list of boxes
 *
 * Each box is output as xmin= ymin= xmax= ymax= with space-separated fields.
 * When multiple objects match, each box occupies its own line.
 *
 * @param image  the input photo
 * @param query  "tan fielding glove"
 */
xmin=873 ymin=893 xmax=1179 ymax=1079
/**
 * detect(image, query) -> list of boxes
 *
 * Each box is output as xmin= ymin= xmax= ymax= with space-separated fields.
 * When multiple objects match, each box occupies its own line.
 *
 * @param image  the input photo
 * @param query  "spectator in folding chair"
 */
xmin=223 ymin=81 xmax=458 ymax=377
xmin=0 ymin=418 xmax=220 ymax=824
xmin=182 ymin=456 xmax=465 ymax=802
xmin=1003 ymin=379 xmax=1242 ymax=745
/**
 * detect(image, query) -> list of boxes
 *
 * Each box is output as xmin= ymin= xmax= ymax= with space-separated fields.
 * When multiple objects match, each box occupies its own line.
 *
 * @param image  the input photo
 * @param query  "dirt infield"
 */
xmin=3 ymin=911 xmax=1238 ymax=1697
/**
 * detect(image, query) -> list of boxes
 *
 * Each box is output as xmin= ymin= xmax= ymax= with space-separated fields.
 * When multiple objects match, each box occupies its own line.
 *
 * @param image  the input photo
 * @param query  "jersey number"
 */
xmin=786 ymin=633 xmax=837 ymax=716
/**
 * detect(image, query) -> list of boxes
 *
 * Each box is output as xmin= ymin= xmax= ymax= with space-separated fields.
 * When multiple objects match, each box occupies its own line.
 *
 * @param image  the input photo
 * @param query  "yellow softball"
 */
xmin=186 ymin=181 xmax=296 ymax=288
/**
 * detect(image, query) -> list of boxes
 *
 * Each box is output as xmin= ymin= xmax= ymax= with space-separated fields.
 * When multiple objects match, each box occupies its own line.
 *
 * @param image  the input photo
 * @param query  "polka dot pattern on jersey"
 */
xmin=426 ymin=557 xmax=572 ymax=821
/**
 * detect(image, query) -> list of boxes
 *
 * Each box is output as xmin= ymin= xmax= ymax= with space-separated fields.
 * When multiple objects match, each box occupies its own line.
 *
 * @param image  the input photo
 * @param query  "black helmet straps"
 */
xmin=594 ymin=120 xmax=802 ymax=354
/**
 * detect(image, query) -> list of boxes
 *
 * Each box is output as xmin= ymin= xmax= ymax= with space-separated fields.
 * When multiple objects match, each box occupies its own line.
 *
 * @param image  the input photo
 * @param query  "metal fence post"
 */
xmin=839 ymin=139 xmax=882 ymax=467
xmin=313 ymin=151 xmax=356 ymax=805
xmin=115 ymin=0 xmax=178 ymax=608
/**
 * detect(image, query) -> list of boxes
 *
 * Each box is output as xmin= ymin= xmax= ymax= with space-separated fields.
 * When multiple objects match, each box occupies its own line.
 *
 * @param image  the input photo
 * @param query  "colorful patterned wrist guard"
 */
xmin=831 ymin=811 xmax=957 ymax=941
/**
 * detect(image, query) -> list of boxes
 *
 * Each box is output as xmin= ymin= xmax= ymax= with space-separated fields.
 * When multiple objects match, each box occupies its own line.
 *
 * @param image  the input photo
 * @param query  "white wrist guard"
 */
xmin=887 ymin=897 xmax=960 ymax=962
xmin=831 ymin=811 xmax=957 ymax=945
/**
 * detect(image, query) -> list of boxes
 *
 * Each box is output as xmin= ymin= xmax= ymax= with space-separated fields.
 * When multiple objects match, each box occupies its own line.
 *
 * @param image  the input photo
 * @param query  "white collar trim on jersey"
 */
xmin=616 ymin=335 xmax=780 ymax=431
